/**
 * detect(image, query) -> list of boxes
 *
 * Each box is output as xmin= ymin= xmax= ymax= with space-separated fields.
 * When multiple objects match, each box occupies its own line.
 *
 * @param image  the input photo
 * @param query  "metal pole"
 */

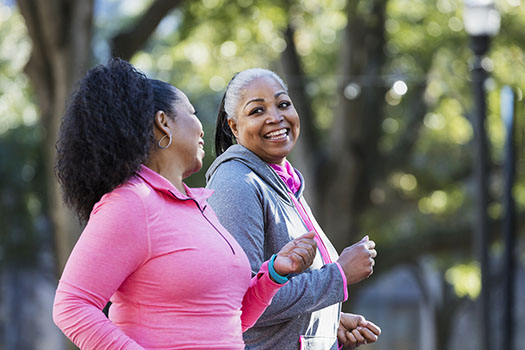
xmin=501 ymin=86 xmax=516 ymax=350
xmin=469 ymin=34 xmax=491 ymax=350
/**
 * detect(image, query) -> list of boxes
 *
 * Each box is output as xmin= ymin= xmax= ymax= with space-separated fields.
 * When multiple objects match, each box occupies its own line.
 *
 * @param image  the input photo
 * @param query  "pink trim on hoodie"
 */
xmin=53 ymin=165 xmax=284 ymax=350
xmin=270 ymin=161 xmax=348 ymax=302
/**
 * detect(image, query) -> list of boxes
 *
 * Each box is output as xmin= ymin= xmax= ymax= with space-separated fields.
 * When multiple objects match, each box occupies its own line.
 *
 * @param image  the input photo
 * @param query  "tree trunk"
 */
xmin=17 ymin=3 xmax=93 ymax=347
xmin=17 ymin=0 xmax=94 ymax=277
xmin=111 ymin=0 xmax=185 ymax=60
xmin=17 ymin=0 xmax=186 ymax=277
xmin=321 ymin=0 xmax=387 ymax=250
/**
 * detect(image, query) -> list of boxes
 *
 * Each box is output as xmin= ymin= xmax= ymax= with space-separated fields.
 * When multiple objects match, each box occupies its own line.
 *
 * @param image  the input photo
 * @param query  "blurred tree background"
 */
xmin=0 ymin=0 xmax=524 ymax=349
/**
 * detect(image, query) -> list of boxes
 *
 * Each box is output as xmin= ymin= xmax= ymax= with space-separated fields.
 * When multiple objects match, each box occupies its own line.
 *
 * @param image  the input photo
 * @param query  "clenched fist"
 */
xmin=337 ymin=235 xmax=377 ymax=285
xmin=337 ymin=313 xmax=381 ymax=349
xmin=273 ymin=231 xmax=317 ymax=276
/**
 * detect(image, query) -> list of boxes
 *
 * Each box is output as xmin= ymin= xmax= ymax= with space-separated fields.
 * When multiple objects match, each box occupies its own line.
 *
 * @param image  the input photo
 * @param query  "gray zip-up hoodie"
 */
xmin=205 ymin=145 xmax=347 ymax=350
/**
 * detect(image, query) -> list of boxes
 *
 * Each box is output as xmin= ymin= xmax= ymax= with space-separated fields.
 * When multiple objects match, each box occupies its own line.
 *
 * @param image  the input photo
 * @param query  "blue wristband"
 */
xmin=268 ymin=254 xmax=290 ymax=284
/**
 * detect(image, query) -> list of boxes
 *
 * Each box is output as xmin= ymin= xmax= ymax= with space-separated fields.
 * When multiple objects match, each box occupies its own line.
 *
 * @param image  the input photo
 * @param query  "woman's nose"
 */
xmin=266 ymin=108 xmax=284 ymax=123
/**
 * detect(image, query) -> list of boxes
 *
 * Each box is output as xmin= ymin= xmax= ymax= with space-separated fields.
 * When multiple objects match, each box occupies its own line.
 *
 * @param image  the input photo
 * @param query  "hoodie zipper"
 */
xmin=169 ymin=190 xmax=235 ymax=255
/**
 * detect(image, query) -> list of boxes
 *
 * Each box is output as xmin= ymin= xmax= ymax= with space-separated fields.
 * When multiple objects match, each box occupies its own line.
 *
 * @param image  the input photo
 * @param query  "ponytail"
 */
xmin=214 ymin=91 xmax=235 ymax=156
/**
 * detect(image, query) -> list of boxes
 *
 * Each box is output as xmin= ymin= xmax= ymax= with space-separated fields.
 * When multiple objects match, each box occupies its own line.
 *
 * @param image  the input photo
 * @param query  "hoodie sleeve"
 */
xmin=207 ymin=162 xmax=346 ymax=326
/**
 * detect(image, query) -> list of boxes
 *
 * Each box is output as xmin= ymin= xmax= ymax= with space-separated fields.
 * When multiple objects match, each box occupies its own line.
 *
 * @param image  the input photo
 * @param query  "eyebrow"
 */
xmin=244 ymin=98 xmax=264 ymax=109
xmin=243 ymin=91 xmax=288 ymax=109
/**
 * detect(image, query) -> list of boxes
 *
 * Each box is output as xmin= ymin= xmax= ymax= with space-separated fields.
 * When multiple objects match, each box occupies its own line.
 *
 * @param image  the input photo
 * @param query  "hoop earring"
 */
xmin=158 ymin=133 xmax=172 ymax=149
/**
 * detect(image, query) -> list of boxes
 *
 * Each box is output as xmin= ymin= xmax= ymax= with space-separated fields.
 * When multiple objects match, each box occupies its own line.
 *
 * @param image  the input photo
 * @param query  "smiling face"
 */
xmin=169 ymin=89 xmax=205 ymax=178
xmin=228 ymin=76 xmax=300 ymax=165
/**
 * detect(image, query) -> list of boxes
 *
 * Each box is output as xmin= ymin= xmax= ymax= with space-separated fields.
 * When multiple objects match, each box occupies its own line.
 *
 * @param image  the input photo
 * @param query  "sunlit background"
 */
xmin=0 ymin=0 xmax=524 ymax=349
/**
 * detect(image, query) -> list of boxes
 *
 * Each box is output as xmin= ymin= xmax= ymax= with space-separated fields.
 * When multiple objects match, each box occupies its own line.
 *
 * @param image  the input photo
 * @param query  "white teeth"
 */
xmin=266 ymin=128 xmax=287 ymax=137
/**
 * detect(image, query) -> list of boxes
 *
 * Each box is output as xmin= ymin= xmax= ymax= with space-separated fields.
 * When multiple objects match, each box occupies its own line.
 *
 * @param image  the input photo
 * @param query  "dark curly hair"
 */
xmin=56 ymin=58 xmax=178 ymax=223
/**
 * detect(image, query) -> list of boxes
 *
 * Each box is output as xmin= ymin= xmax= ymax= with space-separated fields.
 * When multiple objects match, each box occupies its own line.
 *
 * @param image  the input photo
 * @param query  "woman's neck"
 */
xmin=145 ymin=156 xmax=186 ymax=195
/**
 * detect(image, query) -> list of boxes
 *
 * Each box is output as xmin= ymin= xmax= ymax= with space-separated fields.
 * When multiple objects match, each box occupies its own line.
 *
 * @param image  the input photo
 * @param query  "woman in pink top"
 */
xmin=52 ymin=58 xmax=317 ymax=350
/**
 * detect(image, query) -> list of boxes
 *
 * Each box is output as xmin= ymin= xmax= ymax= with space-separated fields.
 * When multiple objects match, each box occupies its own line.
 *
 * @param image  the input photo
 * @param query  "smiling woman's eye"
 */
xmin=278 ymin=101 xmax=291 ymax=108
xmin=249 ymin=107 xmax=264 ymax=115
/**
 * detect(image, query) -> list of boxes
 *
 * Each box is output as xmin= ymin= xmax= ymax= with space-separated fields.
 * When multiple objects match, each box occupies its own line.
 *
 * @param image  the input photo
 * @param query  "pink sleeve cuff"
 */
xmin=253 ymin=261 xmax=288 ymax=296
xmin=240 ymin=261 xmax=286 ymax=331
xmin=334 ymin=262 xmax=348 ymax=302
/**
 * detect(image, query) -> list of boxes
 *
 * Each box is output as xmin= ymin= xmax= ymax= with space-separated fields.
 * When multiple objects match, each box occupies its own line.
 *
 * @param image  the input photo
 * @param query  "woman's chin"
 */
xmin=262 ymin=153 xmax=289 ymax=165
xmin=182 ymin=161 xmax=203 ymax=179
xmin=268 ymin=147 xmax=294 ymax=162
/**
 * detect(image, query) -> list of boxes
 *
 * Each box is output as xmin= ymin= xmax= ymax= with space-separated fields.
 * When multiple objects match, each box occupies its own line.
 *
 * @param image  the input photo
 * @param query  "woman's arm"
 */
xmin=53 ymin=190 xmax=149 ymax=350
xmin=240 ymin=232 xmax=317 ymax=331
xmin=239 ymin=261 xmax=282 ymax=331
xmin=207 ymin=165 xmax=346 ymax=327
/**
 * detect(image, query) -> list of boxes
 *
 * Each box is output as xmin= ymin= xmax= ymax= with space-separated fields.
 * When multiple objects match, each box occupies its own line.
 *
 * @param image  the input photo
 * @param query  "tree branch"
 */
xmin=111 ymin=0 xmax=185 ymax=60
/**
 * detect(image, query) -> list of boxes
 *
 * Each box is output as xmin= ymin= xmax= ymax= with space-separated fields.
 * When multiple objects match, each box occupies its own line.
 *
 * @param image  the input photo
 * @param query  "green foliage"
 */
xmin=3 ymin=0 xmax=524 ymax=286
xmin=445 ymin=262 xmax=481 ymax=299
xmin=0 ymin=4 xmax=35 ymax=134
xmin=0 ymin=4 xmax=45 ymax=267
xmin=97 ymin=2 xmax=525 ymax=303
xmin=365 ymin=0 xmax=525 ymax=258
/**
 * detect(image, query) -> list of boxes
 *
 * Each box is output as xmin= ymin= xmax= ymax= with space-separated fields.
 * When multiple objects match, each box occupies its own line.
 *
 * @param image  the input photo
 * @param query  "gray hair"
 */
xmin=224 ymin=68 xmax=288 ymax=120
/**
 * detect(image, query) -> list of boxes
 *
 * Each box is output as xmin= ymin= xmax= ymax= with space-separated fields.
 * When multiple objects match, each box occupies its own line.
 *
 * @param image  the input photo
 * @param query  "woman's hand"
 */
xmin=336 ymin=235 xmax=377 ymax=285
xmin=337 ymin=312 xmax=381 ymax=349
xmin=273 ymin=231 xmax=317 ymax=276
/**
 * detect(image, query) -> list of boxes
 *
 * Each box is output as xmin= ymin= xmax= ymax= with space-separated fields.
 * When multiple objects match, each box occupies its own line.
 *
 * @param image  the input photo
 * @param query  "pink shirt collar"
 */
xmin=269 ymin=160 xmax=302 ymax=194
xmin=136 ymin=164 xmax=213 ymax=208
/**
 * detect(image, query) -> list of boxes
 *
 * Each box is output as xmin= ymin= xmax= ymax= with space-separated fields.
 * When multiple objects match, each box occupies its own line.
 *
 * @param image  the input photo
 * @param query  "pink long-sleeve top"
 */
xmin=53 ymin=165 xmax=284 ymax=350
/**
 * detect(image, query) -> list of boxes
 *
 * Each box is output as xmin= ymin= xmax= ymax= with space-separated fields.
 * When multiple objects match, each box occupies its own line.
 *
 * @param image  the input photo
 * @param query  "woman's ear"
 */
xmin=227 ymin=118 xmax=239 ymax=138
xmin=154 ymin=110 xmax=171 ymax=136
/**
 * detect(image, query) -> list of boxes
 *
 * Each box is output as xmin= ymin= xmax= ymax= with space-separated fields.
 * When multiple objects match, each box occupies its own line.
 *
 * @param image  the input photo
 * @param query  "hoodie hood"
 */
xmin=205 ymin=145 xmax=304 ymax=203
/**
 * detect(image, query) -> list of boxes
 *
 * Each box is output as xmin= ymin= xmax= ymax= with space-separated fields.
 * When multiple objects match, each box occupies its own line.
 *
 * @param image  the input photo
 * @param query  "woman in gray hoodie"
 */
xmin=206 ymin=68 xmax=381 ymax=350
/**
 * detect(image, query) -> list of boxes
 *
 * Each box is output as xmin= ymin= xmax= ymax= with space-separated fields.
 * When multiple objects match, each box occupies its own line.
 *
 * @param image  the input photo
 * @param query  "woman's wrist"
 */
xmin=268 ymin=254 xmax=290 ymax=284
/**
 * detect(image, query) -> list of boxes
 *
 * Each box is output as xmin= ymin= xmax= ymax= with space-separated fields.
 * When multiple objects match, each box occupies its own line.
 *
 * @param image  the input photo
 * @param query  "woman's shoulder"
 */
xmin=208 ymin=159 xmax=258 ymax=184
xmin=206 ymin=145 xmax=267 ymax=181
xmin=109 ymin=175 xmax=149 ymax=196
xmin=94 ymin=175 xmax=153 ymax=212
xmin=207 ymin=160 xmax=267 ymax=199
